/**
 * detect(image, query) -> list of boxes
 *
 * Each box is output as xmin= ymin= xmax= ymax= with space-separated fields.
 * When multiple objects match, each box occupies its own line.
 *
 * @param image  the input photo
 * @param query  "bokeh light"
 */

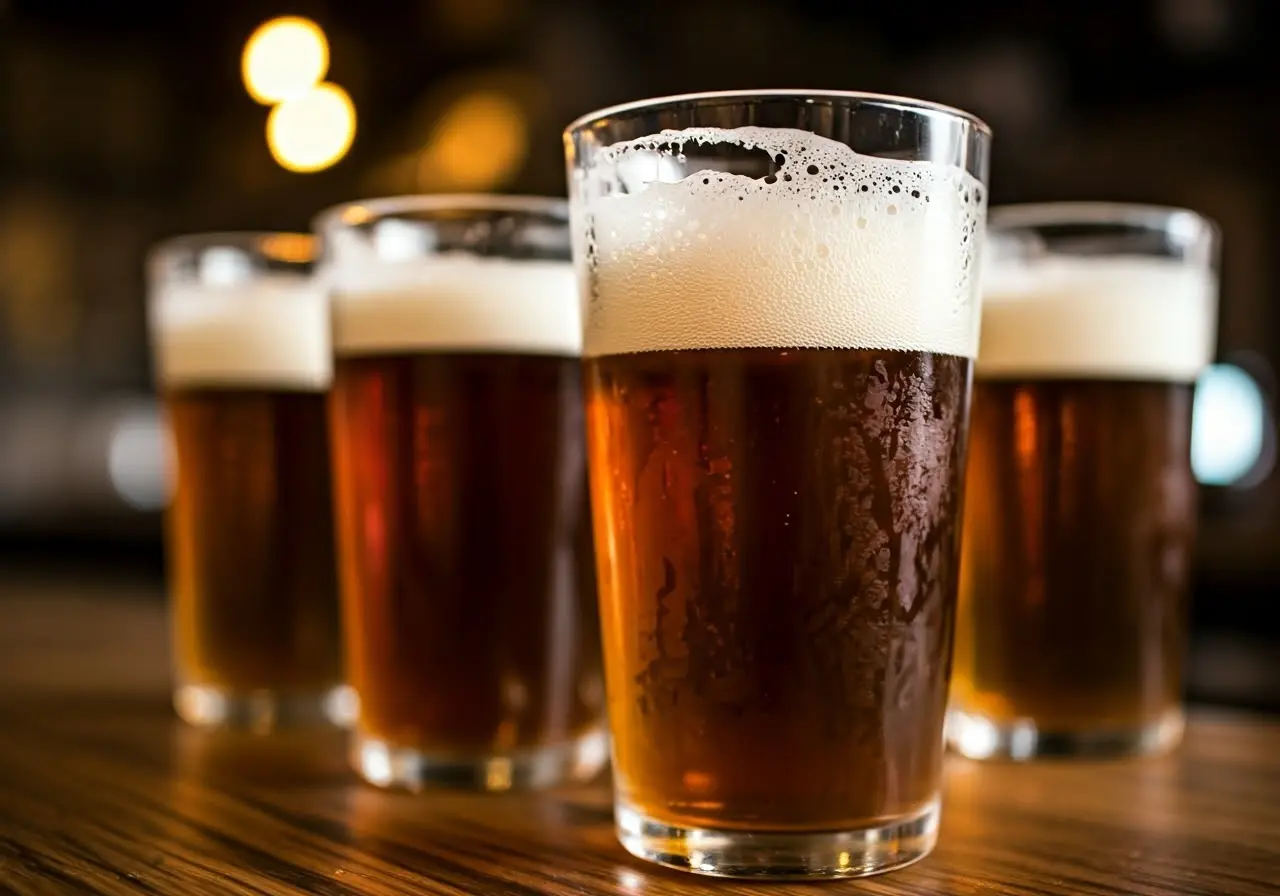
xmin=242 ymin=16 xmax=330 ymax=105
xmin=417 ymin=90 xmax=528 ymax=191
xmin=266 ymin=83 xmax=356 ymax=173
xmin=1192 ymin=362 xmax=1271 ymax=487
xmin=107 ymin=406 xmax=173 ymax=512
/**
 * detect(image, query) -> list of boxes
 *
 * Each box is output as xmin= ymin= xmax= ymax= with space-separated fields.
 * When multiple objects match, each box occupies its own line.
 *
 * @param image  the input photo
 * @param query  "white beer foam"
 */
xmin=978 ymin=255 xmax=1217 ymax=382
xmin=330 ymin=254 xmax=581 ymax=357
xmin=151 ymin=276 xmax=332 ymax=390
xmin=577 ymin=126 xmax=986 ymax=358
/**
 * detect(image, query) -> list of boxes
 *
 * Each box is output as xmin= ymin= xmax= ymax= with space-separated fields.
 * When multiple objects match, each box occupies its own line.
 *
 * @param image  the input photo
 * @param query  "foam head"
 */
xmin=328 ymin=254 xmax=581 ymax=357
xmin=575 ymin=126 xmax=987 ymax=358
xmin=150 ymin=275 xmax=332 ymax=391
xmin=978 ymin=255 xmax=1217 ymax=382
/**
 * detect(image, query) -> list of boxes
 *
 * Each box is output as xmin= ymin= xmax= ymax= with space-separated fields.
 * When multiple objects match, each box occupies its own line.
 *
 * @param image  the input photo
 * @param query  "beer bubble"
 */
xmin=979 ymin=256 xmax=1216 ymax=383
xmin=152 ymin=277 xmax=332 ymax=390
xmin=578 ymin=126 xmax=985 ymax=358
xmin=328 ymin=255 xmax=581 ymax=358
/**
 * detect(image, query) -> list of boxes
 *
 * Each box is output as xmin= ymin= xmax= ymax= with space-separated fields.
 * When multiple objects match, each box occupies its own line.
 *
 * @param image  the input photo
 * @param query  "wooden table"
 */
xmin=1 ymin=576 xmax=1278 ymax=895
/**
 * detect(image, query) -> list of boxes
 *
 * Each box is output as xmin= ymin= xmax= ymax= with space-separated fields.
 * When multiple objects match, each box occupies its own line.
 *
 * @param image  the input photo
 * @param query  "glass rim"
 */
xmin=313 ymin=194 xmax=569 ymax=235
xmin=146 ymin=232 xmax=318 ymax=282
xmin=148 ymin=231 xmax=313 ymax=257
xmin=564 ymin=89 xmax=992 ymax=139
xmin=990 ymin=202 xmax=1218 ymax=240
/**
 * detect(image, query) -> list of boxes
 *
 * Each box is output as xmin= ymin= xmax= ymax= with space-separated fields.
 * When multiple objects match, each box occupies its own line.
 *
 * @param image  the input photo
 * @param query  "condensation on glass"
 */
xmin=566 ymin=90 xmax=991 ymax=879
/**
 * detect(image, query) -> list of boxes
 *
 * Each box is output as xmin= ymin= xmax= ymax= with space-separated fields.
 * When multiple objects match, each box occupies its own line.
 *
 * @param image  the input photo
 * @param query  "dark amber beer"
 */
xmin=949 ymin=205 xmax=1219 ymax=760
xmin=568 ymin=92 xmax=990 ymax=878
xmin=149 ymin=234 xmax=348 ymax=731
xmin=587 ymin=348 xmax=969 ymax=826
xmin=320 ymin=198 xmax=606 ymax=791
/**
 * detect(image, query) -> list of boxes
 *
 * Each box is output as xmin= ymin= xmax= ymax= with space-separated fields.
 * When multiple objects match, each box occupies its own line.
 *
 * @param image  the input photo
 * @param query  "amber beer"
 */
xmin=321 ymin=199 xmax=605 ymax=790
xmin=950 ymin=209 xmax=1219 ymax=759
xmin=149 ymin=236 xmax=346 ymax=730
xmin=570 ymin=92 xmax=989 ymax=878
xmin=588 ymin=348 xmax=969 ymax=826
xmin=954 ymin=380 xmax=1192 ymax=739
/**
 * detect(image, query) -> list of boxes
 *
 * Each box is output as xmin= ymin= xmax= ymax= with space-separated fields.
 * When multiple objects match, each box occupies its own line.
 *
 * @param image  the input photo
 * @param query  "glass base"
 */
xmin=174 ymin=683 xmax=357 ymax=733
xmin=614 ymin=799 xmax=940 ymax=880
xmin=353 ymin=727 xmax=610 ymax=792
xmin=946 ymin=706 xmax=1185 ymax=760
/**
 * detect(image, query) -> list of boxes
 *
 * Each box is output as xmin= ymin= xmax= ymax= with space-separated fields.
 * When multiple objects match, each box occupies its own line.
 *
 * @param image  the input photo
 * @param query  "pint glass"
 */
xmin=949 ymin=203 xmax=1219 ymax=760
xmin=148 ymin=233 xmax=349 ymax=731
xmin=566 ymin=91 xmax=991 ymax=877
xmin=317 ymin=196 xmax=607 ymax=791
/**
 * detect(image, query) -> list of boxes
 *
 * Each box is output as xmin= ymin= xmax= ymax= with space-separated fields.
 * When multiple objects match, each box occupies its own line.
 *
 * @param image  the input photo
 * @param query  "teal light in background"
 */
xmin=1192 ymin=362 xmax=1270 ymax=487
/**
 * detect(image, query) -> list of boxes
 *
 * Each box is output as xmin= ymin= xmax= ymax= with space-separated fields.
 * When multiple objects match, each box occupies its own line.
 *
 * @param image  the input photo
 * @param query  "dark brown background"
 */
xmin=0 ymin=2 xmax=1277 ymax=699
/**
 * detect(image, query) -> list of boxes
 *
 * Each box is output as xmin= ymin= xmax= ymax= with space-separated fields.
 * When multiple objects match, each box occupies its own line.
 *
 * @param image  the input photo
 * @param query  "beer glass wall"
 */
xmin=317 ymin=196 xmax=607 ymax=791
xmin=148 ymin=233 xmax=349 ymax=731
xmin=566 ymin=91 xmax=990 ymax=878
xmin=950 ymin=203 xmax=1219 ymax=760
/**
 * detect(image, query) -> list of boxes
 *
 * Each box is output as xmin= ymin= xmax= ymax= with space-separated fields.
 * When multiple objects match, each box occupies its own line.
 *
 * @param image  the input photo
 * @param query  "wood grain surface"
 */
xmin=1 ymin=575 xmax=1278 ymax=895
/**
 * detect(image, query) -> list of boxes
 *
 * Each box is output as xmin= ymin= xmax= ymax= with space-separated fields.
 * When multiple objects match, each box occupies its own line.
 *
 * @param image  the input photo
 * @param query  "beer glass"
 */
xmin=566 ymin=91 xmax=991 ymax=878
xmin=316 ymin=196 xmax=607 ymax=791
xmin=949 ymin=203 xmax=1219 ymax=760
xmin=148 ymin=233 xmax=350 ymax=731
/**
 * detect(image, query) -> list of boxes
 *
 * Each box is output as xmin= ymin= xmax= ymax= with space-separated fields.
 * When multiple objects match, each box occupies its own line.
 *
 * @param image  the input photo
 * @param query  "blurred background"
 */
xmin=0 ymin=0 xmax=1276 ymax=710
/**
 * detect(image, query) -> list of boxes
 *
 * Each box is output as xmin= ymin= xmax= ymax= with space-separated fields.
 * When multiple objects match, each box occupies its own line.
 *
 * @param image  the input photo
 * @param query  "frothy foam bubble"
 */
xmin=151 ymin=276 xmax=331 ymax=390
xmin=330 ymin=254 xmax=580 ymax=357
xmin=978 ymin=255 xmax=1217 ymax=382
xmin=577 ymin=126 xmax=986 ymax=358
